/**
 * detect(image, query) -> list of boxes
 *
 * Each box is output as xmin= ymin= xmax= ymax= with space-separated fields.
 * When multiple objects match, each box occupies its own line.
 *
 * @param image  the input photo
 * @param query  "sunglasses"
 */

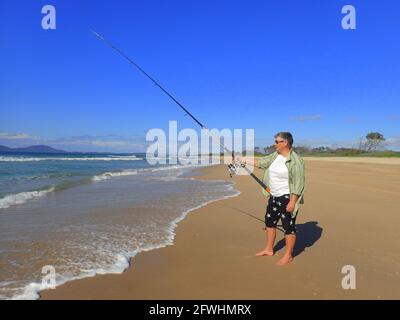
xmin=274 ymin=140 xmax=285 ymax=144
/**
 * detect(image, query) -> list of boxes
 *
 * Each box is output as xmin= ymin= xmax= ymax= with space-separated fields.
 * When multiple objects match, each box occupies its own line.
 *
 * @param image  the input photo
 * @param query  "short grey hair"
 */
xmin=275 ymin=132 xmax=293 ymax=148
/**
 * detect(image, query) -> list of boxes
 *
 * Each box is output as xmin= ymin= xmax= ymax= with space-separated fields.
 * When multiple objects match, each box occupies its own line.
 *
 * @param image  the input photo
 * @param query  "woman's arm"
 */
xmin=236 ymin=153 xmax=275 ymax=169
xmin=286 ymin=159 xmax=305 ymax=212
xmin=236 ymin=156 xmax=260 ymax=167
xmin=286 ymin=194 xmax=299 ymax=213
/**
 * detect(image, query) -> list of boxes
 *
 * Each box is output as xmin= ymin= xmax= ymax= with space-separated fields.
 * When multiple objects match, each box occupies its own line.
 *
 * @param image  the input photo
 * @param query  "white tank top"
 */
xmin=268 ymin=154 xmax=290 ymax=197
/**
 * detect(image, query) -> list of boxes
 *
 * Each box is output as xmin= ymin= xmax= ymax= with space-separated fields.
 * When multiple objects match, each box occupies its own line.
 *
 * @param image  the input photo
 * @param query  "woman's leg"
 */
xmin=257 ymin=198 xmax=278 ymax=256
xmin=276 ymin=211 xmax=297 ymax=266
xmin=256 ymin=227 xmax=276 ymax=256
xmin=276 ymin=234 xmax=295 ymax=265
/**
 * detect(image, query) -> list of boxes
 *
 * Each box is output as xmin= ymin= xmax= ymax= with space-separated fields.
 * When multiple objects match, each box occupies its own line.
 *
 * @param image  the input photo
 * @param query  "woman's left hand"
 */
xmin=286 ymin=201 xmax=295 ymax=213
xmin=235 ymin=156 xmax=243 ymax=164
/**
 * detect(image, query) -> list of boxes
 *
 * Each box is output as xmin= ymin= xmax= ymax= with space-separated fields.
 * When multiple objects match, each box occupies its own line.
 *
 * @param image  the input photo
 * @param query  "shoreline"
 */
xmin=39 ymin=158 xmax=400 ymax=299
xmin=39 ymin=164 xmax=241 ymax=300
xmin=4 ymin=162 xmax=235 ymax=300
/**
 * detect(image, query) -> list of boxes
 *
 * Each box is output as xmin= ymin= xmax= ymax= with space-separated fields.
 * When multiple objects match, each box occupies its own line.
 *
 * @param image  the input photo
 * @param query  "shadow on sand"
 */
xmin=274 ymin=221 xmax=323 ymax=257
xmin=221 ymin=205 xmax=323 ymax=258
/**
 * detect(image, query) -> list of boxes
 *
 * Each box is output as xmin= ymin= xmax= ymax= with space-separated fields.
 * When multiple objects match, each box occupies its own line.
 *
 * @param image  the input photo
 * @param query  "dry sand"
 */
xmin=41 ymin=157 xmax=400 ymax=299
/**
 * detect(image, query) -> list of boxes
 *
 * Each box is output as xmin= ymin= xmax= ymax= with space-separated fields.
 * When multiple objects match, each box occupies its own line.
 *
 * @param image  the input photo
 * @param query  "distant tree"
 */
xmin=254 ymin=146 xmax=261 ymax=154
xmin=263 ymin=145 xmax=275 ymax=154
xmin=293 ymin=145 xmax=311 ymax=155
xmin=311 ymin=146 xmax=332 ymax=153
xmin=363 ymin=132 xmax=385 ymax=152
xmin=334 ymin=147 xmax=363 ymax=155
xmin=357 ymin=136 xmax=365 ymax=151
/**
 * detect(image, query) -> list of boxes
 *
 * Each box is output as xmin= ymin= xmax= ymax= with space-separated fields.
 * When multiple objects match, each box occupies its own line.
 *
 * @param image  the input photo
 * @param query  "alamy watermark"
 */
xmin=40 ymin=4 xmax=356 ymax=31
xmin=41 ymin=5 xmax=56 ymax=30
xmin=341 ymin=5 xmax=356 ymax=30
xmin=341 ymin=265 xmax=356 ymax=290
xmin=41 ymin=265 xmax=56 ymax=290
xmin=145 ymin=121 xmax=254 ymax=174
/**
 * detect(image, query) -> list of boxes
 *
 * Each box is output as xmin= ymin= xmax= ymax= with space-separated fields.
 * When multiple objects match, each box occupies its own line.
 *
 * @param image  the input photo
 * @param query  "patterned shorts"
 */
xmin=265 ymin=194 xmax=297 ymax=235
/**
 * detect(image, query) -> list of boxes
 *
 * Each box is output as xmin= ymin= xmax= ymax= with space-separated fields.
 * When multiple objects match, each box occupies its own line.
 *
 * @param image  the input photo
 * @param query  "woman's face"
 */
xmin=274 ymin=136 xmax=288 ymax=153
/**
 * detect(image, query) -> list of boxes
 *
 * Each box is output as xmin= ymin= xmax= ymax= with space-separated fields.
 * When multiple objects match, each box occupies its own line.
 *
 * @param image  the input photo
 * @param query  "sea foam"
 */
xmin=0 ymin=188 xmax=55 ymax=209
xmin=0 ymin=155 xmax=142 ymax=162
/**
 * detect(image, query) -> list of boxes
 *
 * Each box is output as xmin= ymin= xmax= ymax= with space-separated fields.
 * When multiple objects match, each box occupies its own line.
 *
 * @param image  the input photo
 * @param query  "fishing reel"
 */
xmin=228 ymin=163 xmax=239 ymax=177
xmin=228 ymin=161 xmax=246 ymax=177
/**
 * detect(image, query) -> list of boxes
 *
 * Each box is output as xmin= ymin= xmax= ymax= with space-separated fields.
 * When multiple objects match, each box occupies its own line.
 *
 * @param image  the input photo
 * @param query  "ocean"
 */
xmin=0 ymin=152 xmax=239 ymax=300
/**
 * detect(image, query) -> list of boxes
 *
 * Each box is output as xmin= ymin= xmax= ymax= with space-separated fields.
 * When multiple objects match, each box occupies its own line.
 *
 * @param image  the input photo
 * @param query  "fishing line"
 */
xmin=90 ymin=29 xmax=271 ymax=194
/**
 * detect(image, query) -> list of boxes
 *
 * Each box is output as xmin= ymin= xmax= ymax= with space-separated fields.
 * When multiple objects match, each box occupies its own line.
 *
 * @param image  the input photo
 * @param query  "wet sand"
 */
xmin=41 ymin=157 xmax=400 ymax=299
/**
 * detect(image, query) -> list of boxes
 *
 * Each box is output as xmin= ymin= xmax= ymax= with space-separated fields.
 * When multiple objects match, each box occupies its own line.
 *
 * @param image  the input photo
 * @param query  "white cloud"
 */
xmin=295 ymin=138 xmax=358 ymax=149
xmin=385 ymin=137 xmax=400 ymax=148
xmin=91 ymin=140 xmax=130 ymax=147
xmin=289 ymin=114 xmax=322 ymax=122
xmin=48 ymin=135 xmax=147 ymax=151
xmin=0 ymin=132 xmax=147 ymax=152
xmin=344 ymin=117 xmax=359 ymax=124
xmin=0 ymin=132 xmax=35 ymax=140
xmin=388 ymin=115 xmax=400 ymax=121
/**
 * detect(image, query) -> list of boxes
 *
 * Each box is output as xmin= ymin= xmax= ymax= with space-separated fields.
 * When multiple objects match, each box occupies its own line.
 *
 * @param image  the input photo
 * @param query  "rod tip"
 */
xmin=90 ymin=29 xmax=103 ymax=40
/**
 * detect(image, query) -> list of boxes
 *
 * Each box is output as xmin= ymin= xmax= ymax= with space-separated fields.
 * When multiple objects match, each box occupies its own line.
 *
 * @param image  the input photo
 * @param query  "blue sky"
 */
xmin=1 ymin=0 xmax=399 ymax=152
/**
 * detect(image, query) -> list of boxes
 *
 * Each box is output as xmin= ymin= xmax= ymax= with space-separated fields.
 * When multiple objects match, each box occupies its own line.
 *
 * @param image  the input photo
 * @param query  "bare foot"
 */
xmin=255 ymin=249 xmax=274 ymax=256
xmin=276 ymin=256 xmax=293 ymax=266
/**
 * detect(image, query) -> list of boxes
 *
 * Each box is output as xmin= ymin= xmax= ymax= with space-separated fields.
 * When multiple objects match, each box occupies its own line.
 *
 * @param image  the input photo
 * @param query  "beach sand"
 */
xmin=41 ymin=157 xmax=400 ymax=299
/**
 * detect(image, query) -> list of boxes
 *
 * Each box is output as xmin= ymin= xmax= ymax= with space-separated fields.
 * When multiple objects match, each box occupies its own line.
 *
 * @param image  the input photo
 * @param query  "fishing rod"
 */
xmin=90 ymin=30 xmax=270 ymax=194
xmin=221 ymin=204 xmax=285 ymax=233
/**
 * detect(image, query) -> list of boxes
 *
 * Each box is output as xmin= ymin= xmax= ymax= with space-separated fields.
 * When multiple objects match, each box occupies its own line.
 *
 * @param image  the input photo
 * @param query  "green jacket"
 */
xmin=258 ymin=150 xmax=305 ymax=218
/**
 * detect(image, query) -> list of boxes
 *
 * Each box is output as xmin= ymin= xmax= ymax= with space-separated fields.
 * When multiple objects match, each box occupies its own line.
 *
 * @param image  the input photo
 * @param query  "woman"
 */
xmin=238 ymin=132 xmax=305 ymax=266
